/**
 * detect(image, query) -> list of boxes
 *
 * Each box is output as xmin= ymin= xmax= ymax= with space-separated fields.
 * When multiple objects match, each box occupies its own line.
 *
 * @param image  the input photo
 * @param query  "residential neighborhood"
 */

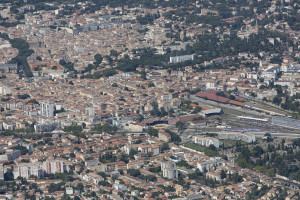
xmin=0 ymin=0 xmax=300 ymax=199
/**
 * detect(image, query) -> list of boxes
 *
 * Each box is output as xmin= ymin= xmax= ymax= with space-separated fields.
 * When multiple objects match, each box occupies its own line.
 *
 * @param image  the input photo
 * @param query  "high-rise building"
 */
xmin=40 ymin=101 xmax=55 ymax=118
xmin=161 ymin=160 xmax=178 ymax=179
xmin=13 ymin=160 xmax=69 ymax=179
xmin=14 ymin=163 xmax=44 ymax=179
xmin=85 ymin=107 xmax=95 ymax=116
xmin=43 ymin=160 xmax=69 ymax=174
xmin=0 ymin=165 xmax=4 ymax=180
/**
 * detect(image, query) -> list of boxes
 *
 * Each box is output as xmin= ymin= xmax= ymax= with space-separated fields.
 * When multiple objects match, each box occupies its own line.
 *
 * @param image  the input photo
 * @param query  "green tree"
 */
xmin=127 ymin=169 xmax=140 ymax=177
xmin=272 ymin=96 xmax=282 ymax=106
xmin=60 ymin=194 xmax=71 ymax=200
xmin=161 ymin=143 xmax=170 ymax=151
xmin=220 ymin=170 xmax=227 ymax=179
xmin=36 ymin=56 xmax=42 ymax=61
xmin=147 ymin=127 xmax=158 ymax=137
xmin=69 ymin=153 xmax=75 ymax=158
xmin=60 ymin=21 xmax=67 ymax=26
xmin=137 ymin=114 xmax=144 ymax=122
xmin=17 ymin=94 xmax=30 ymax=99
xmin=129 ymin=149 xmax=137 ymax=159
xmin=59 ymin=59 xmax=66 ymax=66
xmin=192 ymin=107 xmax=202 ymax=114
xmin=4 ymin=169 xmax=14 ymax=181
xmin=140 ymin=70 xmax=147 ymax=80
xmin=94 ymin=54 xmax=103 ymax=65
xmin=148 ymin=82 xmax=155 ymax=87
xmin=176 ymin=121 xmax=185 ymax=131
xmin=110 ymin=50 xmax=119 ymax=57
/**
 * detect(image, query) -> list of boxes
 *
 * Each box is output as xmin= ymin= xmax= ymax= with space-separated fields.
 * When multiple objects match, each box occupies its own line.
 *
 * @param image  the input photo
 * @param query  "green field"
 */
xmin=220 ymin=139 xmax=246 ymax=148
xmin=183 ymin=143 xmax=219 ymax=157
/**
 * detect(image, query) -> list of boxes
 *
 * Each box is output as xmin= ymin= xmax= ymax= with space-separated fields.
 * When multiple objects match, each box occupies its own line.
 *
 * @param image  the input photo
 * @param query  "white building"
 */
xmin=261 ymin=66 xmax=281 ymax=82
xmin=161 ymin=160 xmax=178 ymax=179
xmin=0 ymin=86 xmax=12 ymax=95
xmin=34 ymin=121 xmax=60 ymax=133
xmin=247 ymin=72 xmax=258 ymax=80
xmin=43 ymin=159 xmax=69 ymax=174
xmin=85 ymin=107 xmax=95 ymax=116
xmin=0 ymin=166 xmax=4 ymax=180
xmin=81 ymin=172 xmax=104 ymax=185
xmin=256 ymin=89 xmax=277 ymax=100
xmin=65 ymin=187 xmax=73 ymax=195
xmin=124 ymin=144 xmax=161 ymax=156
xmin=197 ymin=157 xmax=224 ymax=172
xmin=40 ymin=101 xmax=55 ymax=118
xmin=206 ymin=171 xmax=221 ymax=181
xmin=14 ymin=163 xmax=44 ymax=179
xmin=113 ymin=183 xmax=128 ymax=191
xmin=193 ymin=136 xmax=220 ymax=148
xmin=205 ymin=81 xmax=216 ymax=89
xmin=170 ymin=54 xmax=194 ymax=64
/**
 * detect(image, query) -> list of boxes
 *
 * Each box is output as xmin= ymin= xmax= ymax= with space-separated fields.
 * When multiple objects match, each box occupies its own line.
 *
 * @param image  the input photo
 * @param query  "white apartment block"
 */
xmin=169 ymin=54 xmax=194 ymax=64
xmin=193 ymin=136 xmax=220 ymax=148
xmin=14 ymin=163 xmax=44 ymax=179
xmin=197 ymin=157 xmax=224 ymax=172
xmin=40 ymin=101 xmax=55 ymax=118
xmin=43 ymin=160 xmax=69 ymax=174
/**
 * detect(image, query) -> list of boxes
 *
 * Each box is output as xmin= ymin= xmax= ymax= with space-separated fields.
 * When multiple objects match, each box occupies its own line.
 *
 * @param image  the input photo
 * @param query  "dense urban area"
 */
xmin=0 ymin=0 xmax=300 ymax=199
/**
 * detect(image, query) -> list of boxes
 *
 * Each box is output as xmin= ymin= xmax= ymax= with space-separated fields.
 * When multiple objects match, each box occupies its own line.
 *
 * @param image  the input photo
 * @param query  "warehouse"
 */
xmin=237 ymin=116 xmax=269 ymax=124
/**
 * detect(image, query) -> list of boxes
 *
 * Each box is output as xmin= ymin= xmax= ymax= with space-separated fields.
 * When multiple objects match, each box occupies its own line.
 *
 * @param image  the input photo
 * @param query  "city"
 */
xmin=0 ymin=0 xmax=299 ymax=199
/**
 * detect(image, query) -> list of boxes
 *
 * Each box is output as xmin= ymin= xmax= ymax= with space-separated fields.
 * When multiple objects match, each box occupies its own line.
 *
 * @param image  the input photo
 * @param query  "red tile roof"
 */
xmin=228 ymin=100 xmax=245 ymax=107
xmin=195 ymin=92 xmax=229 ymax=103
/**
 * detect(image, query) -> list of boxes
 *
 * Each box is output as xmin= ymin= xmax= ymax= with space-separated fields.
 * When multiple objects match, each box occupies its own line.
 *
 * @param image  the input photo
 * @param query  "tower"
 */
xmin=40 ymin=101 xmax=55 ymax=118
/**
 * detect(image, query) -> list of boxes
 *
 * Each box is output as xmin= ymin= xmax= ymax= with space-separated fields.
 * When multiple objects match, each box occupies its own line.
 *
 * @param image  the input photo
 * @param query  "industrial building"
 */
xmin=237 ymin=116 xmax=269 ymax=124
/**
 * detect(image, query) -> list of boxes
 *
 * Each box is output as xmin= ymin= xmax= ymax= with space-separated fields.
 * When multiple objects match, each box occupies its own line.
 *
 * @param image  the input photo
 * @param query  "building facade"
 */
xmin=43 ymin=160 xmax=69 ymax=174
xmin=40 ymin=101 xmax=55 ymax=118
xmin=170 ymin=55 xmax=194 ymax=64
xmin=14 ymin=163 xmax=44 ymax=179
xmin=161 ymin=160 xmax=178 ymax=179
xmin=193 ymin=136 xmax=220 ymax=148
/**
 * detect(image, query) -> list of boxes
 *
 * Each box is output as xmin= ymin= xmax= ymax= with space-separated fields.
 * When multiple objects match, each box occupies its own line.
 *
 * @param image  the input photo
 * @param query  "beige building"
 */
xmin=158 ymin=130 xmax=171 ymax=142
